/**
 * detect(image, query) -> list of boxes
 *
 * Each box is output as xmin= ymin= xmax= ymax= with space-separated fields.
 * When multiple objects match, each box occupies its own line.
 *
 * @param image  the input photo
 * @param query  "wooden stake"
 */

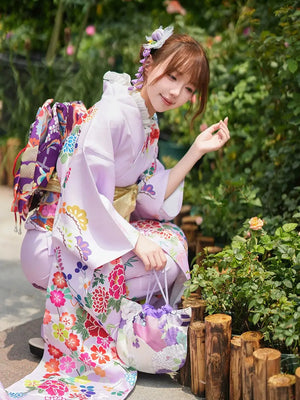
xmin=178 ymin=327 xmax=191 ymax=387
xmin=205 ymin=314 xmax=232 ymax=400
xmin=267 ymin=374 xmax=296 ymax=400
xmin=190 ymin=321 xmax=206 ymax=397
xmin=241 ymin=331 xmax=264 ymax=400
xmin=230 ymin=336 xmax=242 ymax=400
xmin=295 ymin=367 xmax=300 ymax=400
xmin=253 ymin=348 xmax=281 ymax=400
xmin=182 ymin=298 xmax=207 ymax=323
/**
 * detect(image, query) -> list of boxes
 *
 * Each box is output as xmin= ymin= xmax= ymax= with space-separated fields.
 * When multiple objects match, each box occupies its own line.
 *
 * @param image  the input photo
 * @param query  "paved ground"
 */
xmin=0 ymin=185 xmax=199 ymax=399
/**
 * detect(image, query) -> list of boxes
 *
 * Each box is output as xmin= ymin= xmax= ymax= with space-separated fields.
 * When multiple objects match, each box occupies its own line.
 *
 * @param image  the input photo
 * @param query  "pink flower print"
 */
xmin=39 ymin=379 xmax=69 ymax=396
xmin=79 ymin=352 xmax=97 ymax=368
xmin=96 ymin=328 xmax=113 ymax=349
xmin=50 ymin=289 xmax=66 ymax=307
xmin=60 ymin=356 xmax=76 ymax=373
xmin=76 ymin=236 xmax=92 ymax=261
xmin=60 ymin=312 xmax=76 ymax=329
xmin=108 ymin=265 xmax=125 ymax=300
xmin=92 ymin=287 xmax=109 ymax=314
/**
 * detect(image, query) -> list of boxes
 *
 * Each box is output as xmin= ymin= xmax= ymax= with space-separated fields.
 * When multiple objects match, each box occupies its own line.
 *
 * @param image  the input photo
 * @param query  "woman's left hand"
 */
xmin=194 ymin=117 xmax=230 ymax=155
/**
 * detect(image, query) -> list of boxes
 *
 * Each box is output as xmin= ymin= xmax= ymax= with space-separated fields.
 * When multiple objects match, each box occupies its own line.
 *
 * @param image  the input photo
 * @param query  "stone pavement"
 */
xmin=0 ymin=185 xmax=199 ymax=399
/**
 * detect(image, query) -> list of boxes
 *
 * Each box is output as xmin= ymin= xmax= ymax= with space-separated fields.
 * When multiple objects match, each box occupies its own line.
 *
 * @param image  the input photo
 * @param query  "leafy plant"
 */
xmin=184 ymin=216 xmax=300 ymax=355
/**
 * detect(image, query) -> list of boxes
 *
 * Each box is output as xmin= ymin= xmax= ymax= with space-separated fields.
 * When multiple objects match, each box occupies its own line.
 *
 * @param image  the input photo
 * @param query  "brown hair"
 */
xmin=140 ymin=33 xmax=210 ymax=125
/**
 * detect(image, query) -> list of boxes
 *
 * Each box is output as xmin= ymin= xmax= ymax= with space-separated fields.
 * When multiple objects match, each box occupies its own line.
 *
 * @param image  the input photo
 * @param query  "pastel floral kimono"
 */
xmin=3 ymin=72 xmax=189 ymax=399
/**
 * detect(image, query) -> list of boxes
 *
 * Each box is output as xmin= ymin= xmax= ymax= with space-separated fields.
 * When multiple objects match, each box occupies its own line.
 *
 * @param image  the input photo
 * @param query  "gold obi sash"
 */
xmin=113 ymin=184 xmax=138 ymax=221
xmin=45 ymin=175 xmax=138 ymax=222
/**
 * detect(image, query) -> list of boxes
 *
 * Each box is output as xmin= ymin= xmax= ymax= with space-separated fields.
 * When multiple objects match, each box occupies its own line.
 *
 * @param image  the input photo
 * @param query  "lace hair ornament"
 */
xmin=130 ymin=26 xmax=174 ymax=90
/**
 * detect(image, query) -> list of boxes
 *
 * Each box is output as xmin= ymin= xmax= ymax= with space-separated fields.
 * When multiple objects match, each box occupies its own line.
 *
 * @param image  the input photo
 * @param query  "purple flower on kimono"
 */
xmin=141 ymin=183 xmax=155 ymax=196
xmin=50 ymin=289 xmax=66 ymax=307
xmin=76 ymin=236 xmax=92 ymax=261
xmin=75 ymin=261 xmax=88 ymax=273
xmin=165 ymin=326 xmax=180 ymax=346
xmin=80 ymin=385 xmax=96 ymax=397
xmin=132 ymin=338 xmax=140 ymax=348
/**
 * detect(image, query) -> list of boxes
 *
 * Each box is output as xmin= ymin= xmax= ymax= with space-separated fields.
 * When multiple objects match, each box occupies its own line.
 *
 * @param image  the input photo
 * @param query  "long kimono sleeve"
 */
xmin=132 ymin=158 xmax=184 ymax=222
xmin=53 ymin=103 xmax=139 ymax=270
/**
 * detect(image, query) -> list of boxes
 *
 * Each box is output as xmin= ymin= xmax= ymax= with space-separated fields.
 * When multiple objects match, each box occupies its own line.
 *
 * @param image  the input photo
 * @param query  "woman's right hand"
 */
xmin=133 ymin=233 xmax=167 ymax=271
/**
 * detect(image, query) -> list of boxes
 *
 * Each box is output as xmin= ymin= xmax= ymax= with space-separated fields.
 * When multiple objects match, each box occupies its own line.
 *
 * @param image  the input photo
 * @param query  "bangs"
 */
xmin=163 ymin=46 xmax=208 ymax=92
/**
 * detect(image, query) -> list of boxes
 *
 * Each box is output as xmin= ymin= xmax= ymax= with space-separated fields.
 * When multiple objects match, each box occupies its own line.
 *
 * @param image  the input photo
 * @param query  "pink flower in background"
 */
xmin=66 ymin=44 xmax=74 ymax=56
xmin=243 ymin=27 xmax=251 ymax=37
xmin=86 ymin=25 xmax=96 ymax=36
xmin=165 ymin=0 xmax=186 ymax=15
xmin=214 ymin=35 xmax=222 ymax=43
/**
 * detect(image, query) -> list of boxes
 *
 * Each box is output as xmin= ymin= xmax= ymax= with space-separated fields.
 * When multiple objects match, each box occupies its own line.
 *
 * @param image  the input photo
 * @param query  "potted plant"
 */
xmin=184 ymin=216 xmax=300 ymax=371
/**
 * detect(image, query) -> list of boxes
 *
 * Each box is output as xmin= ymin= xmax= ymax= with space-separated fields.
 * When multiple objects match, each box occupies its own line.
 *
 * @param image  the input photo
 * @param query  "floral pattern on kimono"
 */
xmin=5 ymin=72 xmax=189 ymax=400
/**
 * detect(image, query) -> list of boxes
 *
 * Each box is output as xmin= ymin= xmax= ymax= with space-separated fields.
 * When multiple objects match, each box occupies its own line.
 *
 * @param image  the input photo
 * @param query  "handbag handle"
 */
xmin=146 ymin=269 xmax=169 ymax=305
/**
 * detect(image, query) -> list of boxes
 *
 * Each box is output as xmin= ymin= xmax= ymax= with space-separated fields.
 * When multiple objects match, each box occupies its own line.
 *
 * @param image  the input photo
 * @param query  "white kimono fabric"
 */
xmin=4 ymin=72 xmax=190 ymax=399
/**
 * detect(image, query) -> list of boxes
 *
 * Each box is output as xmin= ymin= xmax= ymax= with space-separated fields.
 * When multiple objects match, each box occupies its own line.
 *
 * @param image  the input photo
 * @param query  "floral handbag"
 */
xmin=116 ymin=270 xmax=191 ymax=374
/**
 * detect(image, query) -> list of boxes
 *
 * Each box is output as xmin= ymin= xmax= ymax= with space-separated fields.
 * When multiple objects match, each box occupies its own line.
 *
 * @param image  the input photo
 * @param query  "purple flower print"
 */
xmin=165 ymin=326 xmax=180 ymax=346
xmin=76 ymin=236 xmax=92 ymax=261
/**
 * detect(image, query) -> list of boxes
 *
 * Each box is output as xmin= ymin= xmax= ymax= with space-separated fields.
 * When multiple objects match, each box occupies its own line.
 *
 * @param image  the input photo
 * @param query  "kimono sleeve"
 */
xmin=53 ymin=103 xmax=139 ymax=270
xmin=132 ymin=158 xmax=184 ymax=222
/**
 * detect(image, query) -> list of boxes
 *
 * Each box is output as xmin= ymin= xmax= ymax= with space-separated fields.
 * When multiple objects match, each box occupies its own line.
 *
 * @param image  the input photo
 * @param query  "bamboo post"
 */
xmin=267 ymin=374 xmax=296 ymax=400
xmin=241 ymin=331 xmax=264 ymax=400
xmin=230 ymin=336 xmax=242 ymax=400
xmin=296 ymin=367 xmax=300 ymax=400
xmin=253 ymin=348 xmax=281 ymax=400
xmin=190 ymin=321 xmax=206 ymax=397
xmin=205 ymin=313 xmax=232 ymax=400
xmin=182 ymin=297 xmax=207 ymax=323
xmin=178 ymin=328 xmax=191 ymax=387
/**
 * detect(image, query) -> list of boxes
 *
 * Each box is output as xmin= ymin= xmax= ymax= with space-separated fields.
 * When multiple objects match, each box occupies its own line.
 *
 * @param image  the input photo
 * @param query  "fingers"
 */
xmin=133 ymin=234 xmax=167 ymax=271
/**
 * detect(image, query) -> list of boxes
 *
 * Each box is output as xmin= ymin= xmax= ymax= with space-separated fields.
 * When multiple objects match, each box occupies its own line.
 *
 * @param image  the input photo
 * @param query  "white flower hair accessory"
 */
xmin=130 ymin=26 xmax=174 ymax=90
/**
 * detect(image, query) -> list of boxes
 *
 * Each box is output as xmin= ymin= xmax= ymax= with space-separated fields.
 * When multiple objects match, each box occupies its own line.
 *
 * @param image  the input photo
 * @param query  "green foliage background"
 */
xmin=0 ymin=0 xmax=299 ymax=243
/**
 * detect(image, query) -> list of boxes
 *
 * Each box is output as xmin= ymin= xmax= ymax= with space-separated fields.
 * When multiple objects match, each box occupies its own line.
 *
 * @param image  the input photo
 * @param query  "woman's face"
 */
xmin=140 ymin=57 xmax=195 ymax=116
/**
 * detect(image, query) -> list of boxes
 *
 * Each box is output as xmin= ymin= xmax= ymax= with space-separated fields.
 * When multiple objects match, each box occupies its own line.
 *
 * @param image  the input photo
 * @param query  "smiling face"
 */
xmin=140 ymin=56 xmax=196 ymax=116
xmin=138 ymin=33 xmax=210 ymax=122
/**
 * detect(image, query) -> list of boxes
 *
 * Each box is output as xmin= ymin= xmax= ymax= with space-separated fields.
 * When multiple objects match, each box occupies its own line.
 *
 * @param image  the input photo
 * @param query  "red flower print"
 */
xmin=53 ymin=271 xmax=68 ymax=288
xmin=84 ymin=313 xmax=103 ymax=337
xmin=91 ymin=345 xmax=110 ymax=364
xmin=65 ymin=332 xmax=80 ymax=351
xmin=48 ymin=344 xmax=63 ymax=359
xmin=50 ymin=289 xmax=66 ymax=307
xmin=45 ymin=358 xmax=60 ymax=373
xmin=97 ymin=328 xmax=113 ymax=349
xmin=92 ymin=286 xmax=109 ymax=314
xmin=60 ymin=312 xmax=76 ymax=329
xmin=149 ymin=125 xmax=159 ymax=145
xmin=43 ymin=309 xmax=51 ymax=324
xmin=108 ymin=265 xmax=125 ymax=300
xmin=111 ymin=257 xmax=122 ymax=265
xmin=39 ymin=379 xmax=68 ymax=396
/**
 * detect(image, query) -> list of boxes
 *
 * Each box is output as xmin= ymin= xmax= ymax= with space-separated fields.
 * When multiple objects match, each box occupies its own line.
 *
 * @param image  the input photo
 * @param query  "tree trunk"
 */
xmin=267 ymin=374 xmax=296 ymax=400
xmin=190 ymin=321 xmax=206 ymax=397
xmin=205 ymin=313 xmax=232 ymax=400
xmin=241 ymin=331 xmax=264 ymax=400
xmin=253 ymin=348 xmax=281 ymax=400
xmin=230 ymin=336 xmax=242 ymax=400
